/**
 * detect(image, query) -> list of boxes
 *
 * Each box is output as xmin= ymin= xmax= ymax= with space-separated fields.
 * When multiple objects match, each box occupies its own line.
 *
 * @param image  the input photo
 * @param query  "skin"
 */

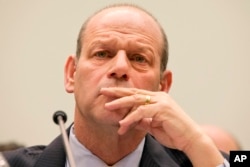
xmin=64 ymin=6 xmax=225 ymax=166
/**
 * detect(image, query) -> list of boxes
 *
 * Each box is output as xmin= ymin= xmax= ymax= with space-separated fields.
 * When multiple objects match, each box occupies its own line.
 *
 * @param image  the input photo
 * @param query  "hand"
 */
xmin=100 ymin=87 xmax=200 ymax=151
xmin=100 ymin=87 xmax=226 ymax=166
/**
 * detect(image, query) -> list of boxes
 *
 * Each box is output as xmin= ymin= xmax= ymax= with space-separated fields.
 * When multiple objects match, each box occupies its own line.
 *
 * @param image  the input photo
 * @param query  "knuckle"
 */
xmin=132 ymin=93 xmax=140 ymax=101
xmin=137 ymin=105 xmax=146 ymax=114
xmin=131 ymin=88 xmax=139 ymax=94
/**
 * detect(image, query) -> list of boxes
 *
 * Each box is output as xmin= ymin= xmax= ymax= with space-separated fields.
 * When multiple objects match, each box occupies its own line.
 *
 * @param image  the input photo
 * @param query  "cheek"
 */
xmin=132 ymin=71 xmax=161 ymax=91
xmin=74 ymin=65 xmax=103 ymax=92
xmin=74 ymin=60 xmax=114 ymax=101
xmin=73 ymin=67 xmax=104 ymax=112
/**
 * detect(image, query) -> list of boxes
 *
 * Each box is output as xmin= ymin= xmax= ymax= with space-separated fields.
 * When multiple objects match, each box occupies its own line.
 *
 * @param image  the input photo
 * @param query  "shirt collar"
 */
xmin=66 ymin=125 xmax=145 ymax=167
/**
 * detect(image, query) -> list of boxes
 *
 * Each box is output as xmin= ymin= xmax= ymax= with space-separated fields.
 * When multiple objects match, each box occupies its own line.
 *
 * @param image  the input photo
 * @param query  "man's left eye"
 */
xmin=130 ymin=55 xmax=147 ymax=63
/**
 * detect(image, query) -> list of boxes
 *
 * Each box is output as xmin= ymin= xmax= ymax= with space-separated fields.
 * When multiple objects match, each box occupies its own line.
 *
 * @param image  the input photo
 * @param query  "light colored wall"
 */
xmin=0 ymin=0 xmax=249 ymax=149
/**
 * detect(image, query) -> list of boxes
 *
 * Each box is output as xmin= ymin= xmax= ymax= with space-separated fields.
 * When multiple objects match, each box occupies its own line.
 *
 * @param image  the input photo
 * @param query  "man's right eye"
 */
xmin=95 ymin=51 xmax=109 ymax=58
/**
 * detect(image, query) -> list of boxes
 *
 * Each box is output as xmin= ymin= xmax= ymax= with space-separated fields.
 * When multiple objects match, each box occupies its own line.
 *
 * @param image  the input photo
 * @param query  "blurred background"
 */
xmin=0 ymin=0 xmax=249 ymax=149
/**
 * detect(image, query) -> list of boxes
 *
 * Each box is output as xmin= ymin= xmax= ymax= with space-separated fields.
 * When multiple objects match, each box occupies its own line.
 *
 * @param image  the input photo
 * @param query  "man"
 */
xmin=2 ymin=4 xmax=229 ymax=167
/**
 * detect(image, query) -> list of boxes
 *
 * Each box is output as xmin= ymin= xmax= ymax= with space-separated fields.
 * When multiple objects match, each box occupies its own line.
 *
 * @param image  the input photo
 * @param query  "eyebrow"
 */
xmin=88 ymin=37 xmax=155 ymax=54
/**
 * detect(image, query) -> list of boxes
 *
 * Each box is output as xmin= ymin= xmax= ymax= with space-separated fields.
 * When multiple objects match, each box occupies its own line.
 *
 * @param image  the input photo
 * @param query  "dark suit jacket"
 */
xmin=3 ymin=128 xmax=229 ymax=167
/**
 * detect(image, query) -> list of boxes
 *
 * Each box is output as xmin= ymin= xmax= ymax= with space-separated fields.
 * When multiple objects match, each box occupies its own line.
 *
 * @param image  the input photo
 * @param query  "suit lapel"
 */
xmin=140 ymin=135 xmax=178 ymax=167
xmin=34 ymin=133 xmax=68 ymax=167
xmin=140 ymin=134 xmax=193 ymax=167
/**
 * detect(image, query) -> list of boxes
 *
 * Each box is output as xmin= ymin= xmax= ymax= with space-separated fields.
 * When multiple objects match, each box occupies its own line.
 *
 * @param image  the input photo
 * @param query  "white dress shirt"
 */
xmin=65 ymin=125 xmax=145 ymax=167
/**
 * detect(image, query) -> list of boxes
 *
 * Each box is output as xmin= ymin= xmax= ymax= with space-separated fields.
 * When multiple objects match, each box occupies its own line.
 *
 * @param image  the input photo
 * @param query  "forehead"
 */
xmin=83 ymin=7 xmax=163 ymax=47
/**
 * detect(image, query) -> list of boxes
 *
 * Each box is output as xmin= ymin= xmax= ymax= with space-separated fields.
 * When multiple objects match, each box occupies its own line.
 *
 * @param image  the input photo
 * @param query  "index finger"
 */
xmin=100 ymin=87 xmax=153 ymax=98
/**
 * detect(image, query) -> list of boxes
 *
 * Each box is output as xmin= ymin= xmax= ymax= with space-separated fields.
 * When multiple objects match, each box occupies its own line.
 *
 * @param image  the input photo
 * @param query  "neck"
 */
xmin=74 ymin=114 xmax=146 ymax=165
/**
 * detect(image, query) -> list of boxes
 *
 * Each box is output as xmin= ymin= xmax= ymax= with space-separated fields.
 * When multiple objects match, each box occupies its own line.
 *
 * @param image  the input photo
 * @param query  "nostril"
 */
xmin=122 ymin=74 xmax=128 ymax=80
xmin=110 ymin=73 xmax=116 ymax=77
xmin=108 ymin=73 xmax=128 ymax=81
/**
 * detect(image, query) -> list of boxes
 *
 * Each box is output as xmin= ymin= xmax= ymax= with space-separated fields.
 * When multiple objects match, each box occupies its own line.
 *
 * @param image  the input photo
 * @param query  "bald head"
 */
xmin=202 ymin=125 xmax=240 ymax=153
xmin=76 ymin=4 xmax=169 ymax=72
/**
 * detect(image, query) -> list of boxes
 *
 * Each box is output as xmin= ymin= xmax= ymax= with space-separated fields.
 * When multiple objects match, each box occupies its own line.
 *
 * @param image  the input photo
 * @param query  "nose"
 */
xmin=107 ymin=50 xmax=130 ymax=81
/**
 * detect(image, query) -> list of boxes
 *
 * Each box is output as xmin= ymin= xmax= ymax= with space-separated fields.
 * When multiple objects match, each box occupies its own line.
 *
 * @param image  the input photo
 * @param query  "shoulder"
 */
xmin=2 ymin=145 xmax=46 ymax=167
xmin=143 ymin=134 xmax=229 ymax=167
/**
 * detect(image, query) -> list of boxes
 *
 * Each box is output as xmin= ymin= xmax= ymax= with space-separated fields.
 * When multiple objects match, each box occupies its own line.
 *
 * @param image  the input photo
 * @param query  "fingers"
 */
xmin=100 ymin=87 xmax=163 ymax=135
xmin=105 ymin=93 xmax=154 ymax=110
xmin=101 ymin=87 xmax=156 ymax=110
xmin=118 ymin=104 xmax=159 ymax=135
xmin=100 ymin=87 xmax=154 ymax=97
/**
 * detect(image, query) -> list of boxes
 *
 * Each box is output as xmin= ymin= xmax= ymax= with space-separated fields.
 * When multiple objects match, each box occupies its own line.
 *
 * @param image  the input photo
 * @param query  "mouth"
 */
xmin=98 ymin=92 xmax=117 ymax=101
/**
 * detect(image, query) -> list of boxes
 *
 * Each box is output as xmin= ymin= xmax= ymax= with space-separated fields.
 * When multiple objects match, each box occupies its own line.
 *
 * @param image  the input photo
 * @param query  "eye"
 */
xmin=130 ymin=54 xmax=147 ymax=63
xmin=95 ymin=51 xmax=109 ymax=58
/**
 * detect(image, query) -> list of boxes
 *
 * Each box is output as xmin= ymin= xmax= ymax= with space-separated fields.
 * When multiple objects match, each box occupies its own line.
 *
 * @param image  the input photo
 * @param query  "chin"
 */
xmin=99 ymin=108 xmax=130 ymax=125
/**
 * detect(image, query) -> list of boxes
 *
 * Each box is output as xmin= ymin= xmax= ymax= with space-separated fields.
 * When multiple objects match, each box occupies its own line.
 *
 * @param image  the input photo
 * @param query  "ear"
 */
xmin=159 ymin=70 xmax=172 ymax=93
xmin=64 ymin=55 xmax=76 ymax=93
